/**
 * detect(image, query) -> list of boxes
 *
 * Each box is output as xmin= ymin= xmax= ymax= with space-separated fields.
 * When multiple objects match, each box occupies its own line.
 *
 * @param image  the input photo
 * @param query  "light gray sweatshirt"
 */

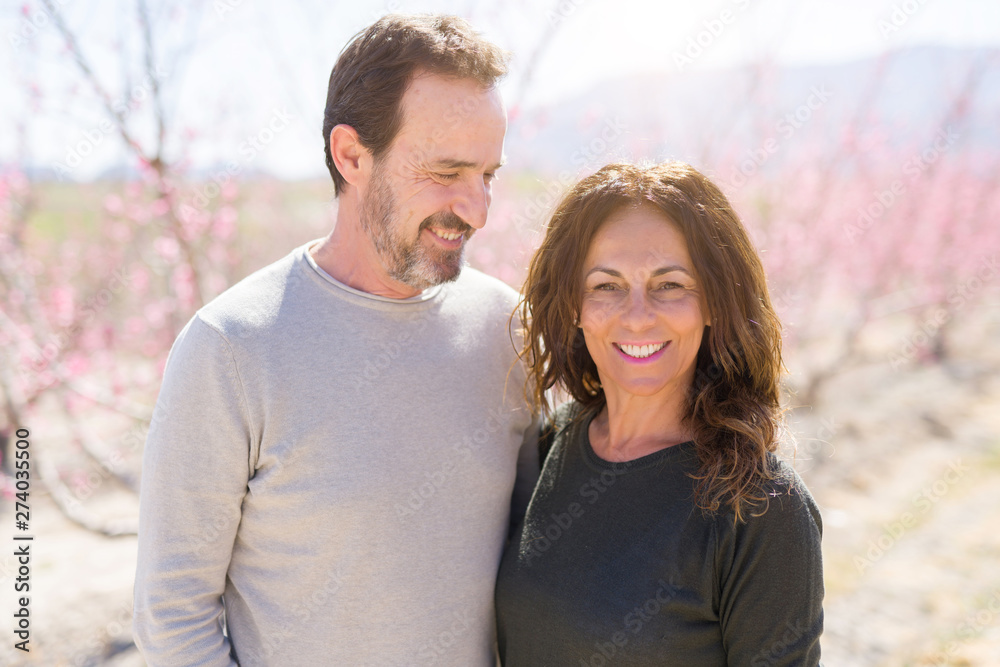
xmin=133 ymin=242 xmax=538 ymax=666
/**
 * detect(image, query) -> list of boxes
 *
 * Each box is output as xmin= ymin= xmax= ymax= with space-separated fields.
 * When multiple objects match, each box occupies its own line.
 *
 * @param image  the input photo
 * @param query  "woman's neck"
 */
xmin=588 ymin=389 xmax=693 ymax=463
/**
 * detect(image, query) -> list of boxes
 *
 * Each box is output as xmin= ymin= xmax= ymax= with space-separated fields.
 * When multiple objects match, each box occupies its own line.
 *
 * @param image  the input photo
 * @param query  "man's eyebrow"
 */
xmin=429 ymin=157 xmax=506 ymax=171
xmin=585 ymin=265 xmax=693 ymax=278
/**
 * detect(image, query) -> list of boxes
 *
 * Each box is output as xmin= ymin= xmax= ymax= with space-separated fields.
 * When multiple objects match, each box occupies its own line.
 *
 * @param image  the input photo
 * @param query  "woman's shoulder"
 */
xmin=545 ymin=400 xmax=589 ymax=432
xmin=538 ymin=400 xmax=593 ymax=462
xmin=741 ymin=453 xmax=823 ymax=536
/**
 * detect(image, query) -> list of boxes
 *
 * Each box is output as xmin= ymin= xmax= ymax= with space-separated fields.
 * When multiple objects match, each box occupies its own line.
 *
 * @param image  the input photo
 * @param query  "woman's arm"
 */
xmin=716 ymin=461 xmax=825 ymax=667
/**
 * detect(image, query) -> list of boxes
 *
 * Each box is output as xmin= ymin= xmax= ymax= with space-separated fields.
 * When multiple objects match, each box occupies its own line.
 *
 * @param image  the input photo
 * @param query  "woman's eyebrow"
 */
xmin=584 ymin=265 xmax=692 ymax=278
xmin=652 ymin=266 xmax=693 ymax=277
xmin=584 ymin=267 xmax=622 ymax=278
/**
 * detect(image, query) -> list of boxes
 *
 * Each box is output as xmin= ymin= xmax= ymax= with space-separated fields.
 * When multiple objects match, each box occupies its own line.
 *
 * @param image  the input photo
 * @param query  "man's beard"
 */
xmin=359 ymin=161 xmax=473 ymax=291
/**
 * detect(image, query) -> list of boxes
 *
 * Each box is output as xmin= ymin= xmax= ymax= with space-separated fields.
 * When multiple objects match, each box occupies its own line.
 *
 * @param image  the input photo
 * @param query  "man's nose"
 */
xmin=452 ymin=178 xmax=490 ymax=230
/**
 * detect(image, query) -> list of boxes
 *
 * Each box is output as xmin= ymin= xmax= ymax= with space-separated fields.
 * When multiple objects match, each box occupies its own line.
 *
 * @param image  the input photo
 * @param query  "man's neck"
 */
xmin=310 ymin=200 xmax=423 ymax=300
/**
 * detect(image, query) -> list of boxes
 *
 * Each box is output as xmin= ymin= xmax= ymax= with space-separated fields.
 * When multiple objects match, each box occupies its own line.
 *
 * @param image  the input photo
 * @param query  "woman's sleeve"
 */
xmin=716 ymin=462 xmax=825 ymax=667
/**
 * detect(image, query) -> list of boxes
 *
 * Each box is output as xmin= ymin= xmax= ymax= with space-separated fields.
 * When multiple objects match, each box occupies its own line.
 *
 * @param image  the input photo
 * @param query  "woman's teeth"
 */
xmin=618 ymin=343 xmax=667 ymax=359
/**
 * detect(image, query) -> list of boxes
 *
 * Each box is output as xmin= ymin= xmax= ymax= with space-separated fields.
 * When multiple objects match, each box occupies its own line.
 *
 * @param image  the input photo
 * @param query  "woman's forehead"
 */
xmin=584 ymin=206 xmax=691 ymax=269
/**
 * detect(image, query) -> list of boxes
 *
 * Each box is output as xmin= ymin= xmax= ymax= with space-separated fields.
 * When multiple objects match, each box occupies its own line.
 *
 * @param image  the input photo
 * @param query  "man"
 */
xmin=134 ymin=14 xmax=538 ymax=666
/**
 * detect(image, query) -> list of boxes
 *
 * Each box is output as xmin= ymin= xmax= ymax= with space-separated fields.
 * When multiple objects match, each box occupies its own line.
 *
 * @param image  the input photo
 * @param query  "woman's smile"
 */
xmin=613 ymin=341 xmax=670 ymax=362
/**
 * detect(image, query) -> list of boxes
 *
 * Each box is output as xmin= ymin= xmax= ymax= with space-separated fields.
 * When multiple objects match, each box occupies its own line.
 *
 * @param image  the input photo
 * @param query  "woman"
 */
xmin=496 ymin=162 xmax=823 ymax=666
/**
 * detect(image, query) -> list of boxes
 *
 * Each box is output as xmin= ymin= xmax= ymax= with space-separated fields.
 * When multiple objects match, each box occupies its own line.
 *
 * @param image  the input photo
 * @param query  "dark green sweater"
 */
xmin=495 ymin=402 xmax=823 ymax=666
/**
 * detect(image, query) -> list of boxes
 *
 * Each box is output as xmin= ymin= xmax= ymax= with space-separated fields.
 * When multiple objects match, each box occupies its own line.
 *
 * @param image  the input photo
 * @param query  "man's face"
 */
xmin=358 ymin=72 xmax=507 ymax=291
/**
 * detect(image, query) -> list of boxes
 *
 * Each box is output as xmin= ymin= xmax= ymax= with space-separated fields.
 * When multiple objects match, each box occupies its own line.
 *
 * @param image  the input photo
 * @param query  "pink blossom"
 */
xmin=104 ymin=194 xmax=124 ymax=215
xmin=172 ymin=264 xmax=196 ymax=305
xmin=212 ymin=205 xmax=238 ymax=240
xmin=154 ymin=236 xmax=180 ymax=262
xmin=150 ymin=198 xmax=170 ymax=217
xmin=143 ymin=300 xmax=170 ymax=329
xmin=49 ymin=285 xmax=76 ymax=328
xmin=221 ymin=182 xmax=240 ymax=202
xmin=65 ymin=352 xmax=91 ymax=377
xmin=125 ymin=316 xmax=148 ymax=338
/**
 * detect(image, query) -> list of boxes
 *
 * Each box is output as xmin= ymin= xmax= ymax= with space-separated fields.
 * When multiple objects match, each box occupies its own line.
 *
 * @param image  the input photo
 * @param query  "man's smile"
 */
xmin=427 ymin=227 xmax=465 ymax=247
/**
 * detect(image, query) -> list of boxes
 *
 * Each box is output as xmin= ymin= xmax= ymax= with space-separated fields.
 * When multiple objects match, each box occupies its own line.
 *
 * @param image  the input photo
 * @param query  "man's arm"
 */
xmin=134 ymin=316 xmax=255 ymax=666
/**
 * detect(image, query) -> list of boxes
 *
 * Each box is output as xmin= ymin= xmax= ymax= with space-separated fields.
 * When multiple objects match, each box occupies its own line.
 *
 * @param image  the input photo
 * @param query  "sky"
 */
xmin=2 ymin=0 xmax=1000 ymax=180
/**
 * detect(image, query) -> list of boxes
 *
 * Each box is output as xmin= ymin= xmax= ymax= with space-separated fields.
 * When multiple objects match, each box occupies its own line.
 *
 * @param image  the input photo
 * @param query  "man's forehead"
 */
xmin=393 ymin=73 xmax=507 ymax=167
xmin=398 ymin=72 xmax=505 ymax=128
xmin=404 ymin=70 xmax=489 ymax=103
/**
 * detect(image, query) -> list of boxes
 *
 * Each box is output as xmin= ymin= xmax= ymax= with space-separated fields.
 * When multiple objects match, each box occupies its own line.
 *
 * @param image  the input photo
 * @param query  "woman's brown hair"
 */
xmin=520 ymin=161 xmax=784 ymax=522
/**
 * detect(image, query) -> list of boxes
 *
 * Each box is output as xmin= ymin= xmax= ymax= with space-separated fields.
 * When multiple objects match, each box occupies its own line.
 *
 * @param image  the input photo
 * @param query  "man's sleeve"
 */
xmin=133 ymin=316 xmax=254 ymax=667
xmin=717 ymin=466 xmax=825 ymax=667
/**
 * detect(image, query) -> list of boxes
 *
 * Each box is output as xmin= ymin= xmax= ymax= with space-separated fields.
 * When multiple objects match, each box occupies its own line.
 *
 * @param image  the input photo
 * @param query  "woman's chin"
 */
xmin=604 ymin=380 xmax=678 ymax=401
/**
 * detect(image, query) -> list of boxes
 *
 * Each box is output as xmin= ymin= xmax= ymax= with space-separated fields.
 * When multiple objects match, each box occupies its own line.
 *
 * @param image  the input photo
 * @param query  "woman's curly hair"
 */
xmin=519 ymin=161 xmax=784 ymax=522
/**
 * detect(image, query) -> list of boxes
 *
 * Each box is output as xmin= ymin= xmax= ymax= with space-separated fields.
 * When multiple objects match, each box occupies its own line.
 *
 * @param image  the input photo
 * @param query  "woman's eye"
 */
xmin=657 ymin=282 xmax=683 ymax=290
xmin=594 ymin=283 xmax=620 ymax=291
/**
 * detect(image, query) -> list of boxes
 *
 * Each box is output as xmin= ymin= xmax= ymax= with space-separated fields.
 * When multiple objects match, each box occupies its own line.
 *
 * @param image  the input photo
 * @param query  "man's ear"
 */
xmin=330 ymin=124 xmax=369 ymax=188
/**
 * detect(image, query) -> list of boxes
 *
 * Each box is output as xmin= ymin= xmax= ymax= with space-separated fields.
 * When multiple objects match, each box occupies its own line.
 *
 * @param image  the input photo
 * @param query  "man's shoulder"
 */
xmin=196 ymin=245 xmax=305 ymax=340
xmin=448 ymin=265 xmax=520 ymax=311
xmin=446 ymin=267 xmax=526 ymax=351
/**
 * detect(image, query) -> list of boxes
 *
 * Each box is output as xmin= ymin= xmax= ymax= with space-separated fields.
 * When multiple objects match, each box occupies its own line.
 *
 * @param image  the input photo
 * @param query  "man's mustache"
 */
xmin=420 ymin=212 xmax=473 ymax=236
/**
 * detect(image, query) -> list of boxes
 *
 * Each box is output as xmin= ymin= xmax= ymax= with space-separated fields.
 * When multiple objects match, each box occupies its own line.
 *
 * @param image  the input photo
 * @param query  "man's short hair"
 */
xmin=322 ymin=14 xmax=510 ymax=196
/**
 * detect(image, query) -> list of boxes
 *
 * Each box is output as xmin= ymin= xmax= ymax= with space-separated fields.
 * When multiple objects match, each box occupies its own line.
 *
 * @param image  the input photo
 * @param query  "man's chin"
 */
xmin=425 ymin=242 xmax=465 ymax=279
xmin=393 ymin=252 xmax=464 ymax=290
xmin=420 ymin=258 xmax=464 ymax=287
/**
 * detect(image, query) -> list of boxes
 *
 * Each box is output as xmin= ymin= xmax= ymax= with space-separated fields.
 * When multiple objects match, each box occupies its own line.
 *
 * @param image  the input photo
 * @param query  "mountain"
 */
xmin=504 ymin=45 xmax=1000 ymax=174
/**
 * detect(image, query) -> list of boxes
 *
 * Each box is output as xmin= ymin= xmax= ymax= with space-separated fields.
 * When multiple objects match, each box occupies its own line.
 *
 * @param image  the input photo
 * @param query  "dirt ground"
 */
xmin=1 ymin=309 xmax=998 ymax=666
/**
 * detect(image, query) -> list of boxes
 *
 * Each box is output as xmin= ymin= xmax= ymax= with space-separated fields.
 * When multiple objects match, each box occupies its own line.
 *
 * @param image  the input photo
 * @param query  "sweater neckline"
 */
xmin=573 ymin=404 xmax=697 ymax=473
xmin=300 ymin=240 xmax=445 ymax=306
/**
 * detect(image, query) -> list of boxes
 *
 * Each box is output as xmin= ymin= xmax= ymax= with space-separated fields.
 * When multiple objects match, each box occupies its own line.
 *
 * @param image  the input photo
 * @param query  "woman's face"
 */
xmin=578 ymin=205 xmax=710 ymax=402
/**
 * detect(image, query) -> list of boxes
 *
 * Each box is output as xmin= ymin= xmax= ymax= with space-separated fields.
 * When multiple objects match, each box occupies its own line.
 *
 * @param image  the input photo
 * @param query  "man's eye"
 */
xmin=435 ymin=173 xmax=459 ymax=181
xmin=484 ymin=172 xmax=497 ymax=183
